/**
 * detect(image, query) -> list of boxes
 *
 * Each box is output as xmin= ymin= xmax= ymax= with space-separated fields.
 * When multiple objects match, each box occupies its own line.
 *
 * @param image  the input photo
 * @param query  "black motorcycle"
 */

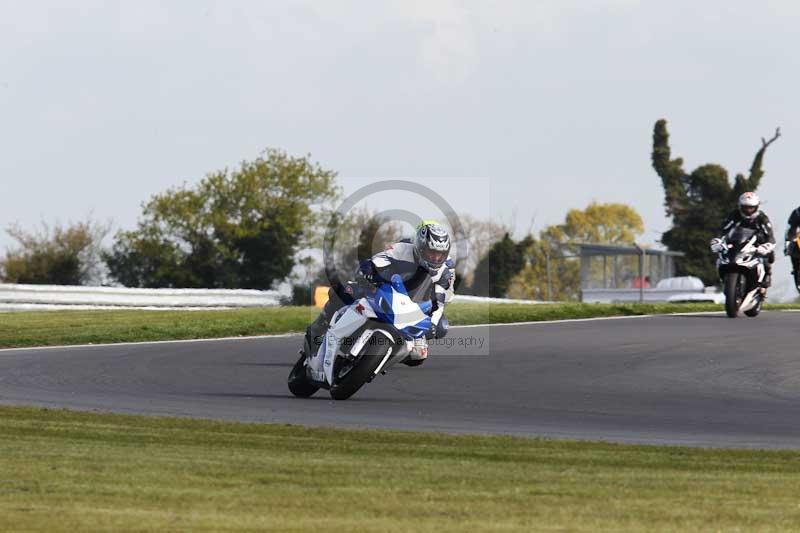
xmin=716 ymin=226 xmax=768 ymax=318
xmin=789 ymin=236 xmax=800 ymax=295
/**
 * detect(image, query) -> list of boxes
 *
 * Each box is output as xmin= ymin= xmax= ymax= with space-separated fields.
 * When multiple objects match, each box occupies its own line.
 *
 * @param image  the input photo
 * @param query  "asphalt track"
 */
xmin=2 ymin=311 xmax=800 ymax=449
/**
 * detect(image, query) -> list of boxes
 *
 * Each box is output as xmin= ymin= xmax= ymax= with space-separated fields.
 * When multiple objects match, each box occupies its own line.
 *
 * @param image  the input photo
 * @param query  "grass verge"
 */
xmin=1 ymin=406 xmax=799 ymax=531
xmin=2 ymin=302 xmax=799 ymax=350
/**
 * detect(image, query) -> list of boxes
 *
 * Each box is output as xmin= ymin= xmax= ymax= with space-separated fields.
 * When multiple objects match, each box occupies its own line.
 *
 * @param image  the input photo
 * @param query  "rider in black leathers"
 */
xmin=784 ymin=206 xmax=800 ymax=276
xmin=711 ymin=192 xmax=776 ymax=287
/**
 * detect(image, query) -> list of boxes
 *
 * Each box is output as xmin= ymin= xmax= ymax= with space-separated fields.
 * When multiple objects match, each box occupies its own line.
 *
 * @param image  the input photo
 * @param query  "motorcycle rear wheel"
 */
xmin=724 ymin=272 xmax=742 ymax=318
xmin=288 ymin=353 xmax=320 ymax=398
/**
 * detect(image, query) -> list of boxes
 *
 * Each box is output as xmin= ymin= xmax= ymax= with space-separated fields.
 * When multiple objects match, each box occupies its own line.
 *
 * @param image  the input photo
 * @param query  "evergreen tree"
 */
xmin=470 ymin=233 xmax=532 ymax=298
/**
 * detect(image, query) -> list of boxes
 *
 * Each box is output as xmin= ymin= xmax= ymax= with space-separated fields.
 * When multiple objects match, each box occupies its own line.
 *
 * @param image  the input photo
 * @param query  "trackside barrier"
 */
xmin=581 ymin=288 xmax=723 ymax=304
xmin=0 ymin=283 xmax=281 ymax=310
xmin=0 ymin=283 xmax=573 ymax=312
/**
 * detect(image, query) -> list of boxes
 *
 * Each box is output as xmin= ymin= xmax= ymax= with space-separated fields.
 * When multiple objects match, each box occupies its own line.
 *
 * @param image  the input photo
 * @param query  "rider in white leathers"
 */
xmin=303 ymin=221 xmax=455 ymax=366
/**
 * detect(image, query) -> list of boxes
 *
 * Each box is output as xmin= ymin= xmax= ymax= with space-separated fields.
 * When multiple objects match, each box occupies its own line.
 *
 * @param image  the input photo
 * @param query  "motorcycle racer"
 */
xmin=784 ymin=206 xmax=800 ymax=276
xmin=303 ymin=220 xmax=455 ymax=366
xmin=710 ymin=192 xmax=776 ymax=287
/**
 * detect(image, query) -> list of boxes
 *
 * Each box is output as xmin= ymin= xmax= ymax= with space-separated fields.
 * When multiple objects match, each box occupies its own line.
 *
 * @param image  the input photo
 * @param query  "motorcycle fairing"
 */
xmin=368 ymin=274 xmax=433 ymax=340
xmin=307 ymin=275 xmax=433 ymax=388
xmin=307 ymin=302 xmax=372 ymax=383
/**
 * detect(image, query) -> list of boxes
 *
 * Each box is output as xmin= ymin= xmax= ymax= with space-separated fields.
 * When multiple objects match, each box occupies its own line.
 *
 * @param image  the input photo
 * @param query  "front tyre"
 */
xmin=288 ymin=353 xmax=320 ymax=398
xmin=794 ymin=269 xmax=800 ymax=295
xmin=744 ymin=294 xmax=764 ymax=317
xmin=329 ymin=336 xmax=393 ymax=401
xmin=724 ymin=272 xmax=742 ymax=318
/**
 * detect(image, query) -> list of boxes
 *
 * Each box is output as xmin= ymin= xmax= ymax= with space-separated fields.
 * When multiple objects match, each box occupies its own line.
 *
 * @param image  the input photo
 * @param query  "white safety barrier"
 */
xmin=581 ymin=288 xmax=722 ymax=304
xmin=453 ymin=295 xmax=546 ymax=305
xmin=0 ymin=283 xmax=281 ymax=311
xmin=0 ymin=283 xmax=553 ymax=312
xmin=580 ymin=276 xmax=725 ymax=304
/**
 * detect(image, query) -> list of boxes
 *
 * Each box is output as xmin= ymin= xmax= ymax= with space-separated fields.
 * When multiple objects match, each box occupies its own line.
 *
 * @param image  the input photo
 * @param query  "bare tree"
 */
xmin=455 ymin=214 xmax=511 ymax=287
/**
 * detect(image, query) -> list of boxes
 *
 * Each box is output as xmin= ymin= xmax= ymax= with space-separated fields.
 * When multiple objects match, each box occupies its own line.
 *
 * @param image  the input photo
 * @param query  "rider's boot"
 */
xmin=402 ymin=338 xmax=429 ymax=367
xmin=302 ymin=313 xmax=329 ymax=357
xmin=301 ymin=285 xmax=350 ymax=357
xmin=762 ymin=263 xmax=772 ymax=289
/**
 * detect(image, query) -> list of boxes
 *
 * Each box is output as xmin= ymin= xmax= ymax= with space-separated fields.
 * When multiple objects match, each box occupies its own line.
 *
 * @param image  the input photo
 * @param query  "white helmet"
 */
xmin=738 ymin=192 xmax=760 ymax=221
xmin=414 ymin=221 xmax=451 ymax=271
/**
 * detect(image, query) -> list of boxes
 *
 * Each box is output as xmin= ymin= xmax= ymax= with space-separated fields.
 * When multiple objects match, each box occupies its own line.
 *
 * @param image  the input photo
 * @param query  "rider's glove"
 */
xmin=785 ymin=241 xmax=792 ymax=256
xmin=444 ymin=258 xmax=456 ymax=290
xmin=356 ymin=261 xmax=381 ymax=288
xmin=710 ymin=238 xmax=725 ymax=253
xmin=756 ymin=243 xmax=774 ymax=256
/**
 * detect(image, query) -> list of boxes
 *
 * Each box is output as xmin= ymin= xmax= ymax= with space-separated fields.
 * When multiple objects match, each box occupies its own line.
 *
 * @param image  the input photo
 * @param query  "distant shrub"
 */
xmin=1 ymin=219 xmax=110 ymax=285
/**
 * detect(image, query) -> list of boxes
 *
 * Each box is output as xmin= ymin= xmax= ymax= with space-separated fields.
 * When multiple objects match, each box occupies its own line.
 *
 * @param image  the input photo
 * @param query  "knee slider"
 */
xmin=435 ymin=316 xmax=449 ymax=339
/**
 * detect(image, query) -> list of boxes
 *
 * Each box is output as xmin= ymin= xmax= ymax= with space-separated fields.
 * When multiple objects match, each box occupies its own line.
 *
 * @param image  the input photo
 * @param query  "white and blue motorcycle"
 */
xmin=288 ymin=275 xmax=433 ymax=400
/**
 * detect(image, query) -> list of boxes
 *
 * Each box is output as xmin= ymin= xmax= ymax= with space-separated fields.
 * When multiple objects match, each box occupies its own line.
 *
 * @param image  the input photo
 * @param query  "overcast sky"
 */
xmin=2 ymin=0 xmax=798 ymax=254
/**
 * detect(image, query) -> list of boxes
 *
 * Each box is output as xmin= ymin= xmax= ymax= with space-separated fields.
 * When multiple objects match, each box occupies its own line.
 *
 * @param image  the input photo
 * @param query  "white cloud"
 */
xmin=382 ymin=0 xmax=644 ymax=82
xmin=386 ymin=0 xmax=475 ymax=83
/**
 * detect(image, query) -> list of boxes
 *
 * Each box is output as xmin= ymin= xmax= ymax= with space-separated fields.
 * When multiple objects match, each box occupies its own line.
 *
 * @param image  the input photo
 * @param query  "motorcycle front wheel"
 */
xmin=724 ymin=272 xmax=743 ymax=318
xmin=329 ymin=336 xmax=394 ymax=401
xmin=744 ymin=298 xmax=763 ymax=317
xmin=794 ymin=269 xmax=800 ymax=295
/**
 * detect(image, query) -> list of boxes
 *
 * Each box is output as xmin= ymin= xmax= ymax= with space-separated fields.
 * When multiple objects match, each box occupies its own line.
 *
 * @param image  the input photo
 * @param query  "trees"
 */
xmin=453 ymin=214 xmax=510 ymax=289
xmin=540 ymin=202 xmax=643 ymax=246
xmin=1 ymin=219 xmax=109 ymax=285
xmin=355 ymin=212 xmax=404 ymax=267
xmin=508 ymin=202 xmax=644 ymax=301
xmin=652 ymin=119 xmax=780 ymax=285
xmin=507 ymin=238 xmax=579 ymax=301
xmin=105 ymin=149 xmax=339 ymax=289
xmin=318 ymin=207 xmax=404 ymax=289
xmin=470 ymin=233 xmax=533 ymax=298
xmin=469 ymin=203 xmax=644 ymax=300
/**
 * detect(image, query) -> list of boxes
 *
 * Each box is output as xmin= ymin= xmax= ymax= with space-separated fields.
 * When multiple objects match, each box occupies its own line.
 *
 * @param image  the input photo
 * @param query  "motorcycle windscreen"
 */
xmin=727 ymin=226 xmax=756 ymax=244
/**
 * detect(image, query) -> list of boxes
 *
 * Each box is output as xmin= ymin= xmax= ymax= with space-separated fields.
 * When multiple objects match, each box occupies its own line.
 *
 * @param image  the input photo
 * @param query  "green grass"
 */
xmin=2 ymin=302 xmax=799 ymax=350
xmin=447 ymin=301 xmax=727 ymax=324
xmin=1 ymin=406 xmax=799 ymax=531
xmin=0 ymin=306 xmax=318 ymax=349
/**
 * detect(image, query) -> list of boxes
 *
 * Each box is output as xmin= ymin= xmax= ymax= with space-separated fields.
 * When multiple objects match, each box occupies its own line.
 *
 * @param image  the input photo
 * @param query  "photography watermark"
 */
xmin=314 ymin=331 xmax=488 ymax=353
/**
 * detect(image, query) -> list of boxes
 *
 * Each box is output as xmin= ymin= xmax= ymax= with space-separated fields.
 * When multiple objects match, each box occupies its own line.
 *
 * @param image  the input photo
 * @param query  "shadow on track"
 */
xmin=233 ymin=362 xmax=293 ymax=368
xmin=199 ymin=392 xmax=409 ymax=403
